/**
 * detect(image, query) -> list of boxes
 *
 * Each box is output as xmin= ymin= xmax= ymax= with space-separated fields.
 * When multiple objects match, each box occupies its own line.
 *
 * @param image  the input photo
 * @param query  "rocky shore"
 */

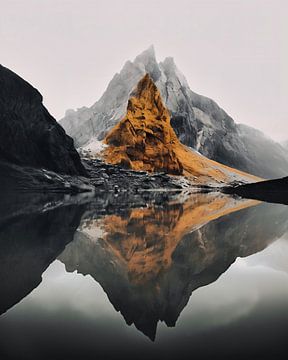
xmin=0 ymin=157 xmax=187 ymax=194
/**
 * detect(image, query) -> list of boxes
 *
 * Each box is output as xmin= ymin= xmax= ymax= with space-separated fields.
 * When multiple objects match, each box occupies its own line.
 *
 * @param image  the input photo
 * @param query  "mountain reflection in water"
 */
xmin=58 ymin=194 xmax=287 ymax=340
xmin=0 ymin=191 xmax=288 ymax=359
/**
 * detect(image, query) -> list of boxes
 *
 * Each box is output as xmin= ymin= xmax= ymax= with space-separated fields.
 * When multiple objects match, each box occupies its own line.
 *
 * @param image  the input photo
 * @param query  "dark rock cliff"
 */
xmin=0 ymin=65 xmax=86 ymax=176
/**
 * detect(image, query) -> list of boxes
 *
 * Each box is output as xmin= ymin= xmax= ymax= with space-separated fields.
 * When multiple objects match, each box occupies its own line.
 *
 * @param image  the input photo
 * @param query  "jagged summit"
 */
xmin=160 ymin=56 xmax=177 ymax=72
xmin=103 ymin=74 xmax=258 ymax=184
xmin=134 ymin=45 xmax=161 ymax=82
xmin=134 ymin=45 xmax=156 ymax=63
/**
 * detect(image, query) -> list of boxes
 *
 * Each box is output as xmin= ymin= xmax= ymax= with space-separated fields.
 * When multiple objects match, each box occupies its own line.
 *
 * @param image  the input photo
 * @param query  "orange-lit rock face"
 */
xmin=104 ymin=74 xmax=259 ymax=183
xmin=93 ymin=194 xmax=258 ymax=285
xmin=104 ymin=74 xmax=183 ymax=175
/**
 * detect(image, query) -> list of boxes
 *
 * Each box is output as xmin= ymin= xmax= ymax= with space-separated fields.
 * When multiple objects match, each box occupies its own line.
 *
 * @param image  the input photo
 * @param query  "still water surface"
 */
xmin=0 ymin=192 xmax=288 ymax=359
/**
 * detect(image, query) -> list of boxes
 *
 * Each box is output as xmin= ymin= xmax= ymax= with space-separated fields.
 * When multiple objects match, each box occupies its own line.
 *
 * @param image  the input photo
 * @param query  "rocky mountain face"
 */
xmin=0 ymin=65 xmax=86 ymax=176
xmin=60 ymin=46 xmax=288 ymax=179
xmin=102 ymin=74 xmax=258 ymax=184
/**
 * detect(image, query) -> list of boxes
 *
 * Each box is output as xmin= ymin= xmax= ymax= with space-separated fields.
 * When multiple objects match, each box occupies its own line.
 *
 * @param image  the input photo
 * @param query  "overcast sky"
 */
xmin=1 ymin=0 xmax=287 ymax=141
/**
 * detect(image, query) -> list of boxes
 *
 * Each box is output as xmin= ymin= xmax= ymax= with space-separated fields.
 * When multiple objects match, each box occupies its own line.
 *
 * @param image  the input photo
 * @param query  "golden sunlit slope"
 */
xmin=103 ymin=74 xmax=260 ymax=184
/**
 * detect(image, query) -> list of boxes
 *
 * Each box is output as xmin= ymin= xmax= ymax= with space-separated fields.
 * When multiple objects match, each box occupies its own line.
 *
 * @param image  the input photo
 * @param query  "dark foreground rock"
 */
xmin=0 ymin=64 xmax=86 ymax=176
xmin=0 ymin=157 xmax=185 ymax=194
xmin=224 ymin=177 xmax=288 ymax=205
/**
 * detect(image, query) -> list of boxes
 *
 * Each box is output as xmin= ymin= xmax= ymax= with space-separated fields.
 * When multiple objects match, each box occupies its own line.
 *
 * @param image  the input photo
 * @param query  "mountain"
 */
xmin=103 ymin=74 xmax=258 ymax=184
xmin=60 ymin=46 xmax=288 ymax=179
xmin=0 ymin=64 xmax=86 ymax=176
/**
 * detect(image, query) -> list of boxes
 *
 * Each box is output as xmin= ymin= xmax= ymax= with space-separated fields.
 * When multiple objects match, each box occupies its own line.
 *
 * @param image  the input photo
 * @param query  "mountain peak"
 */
xmin=162 ymin=56 xmax=176 ymax=67
xmin=134 ymin=45 xmax=156 ymax=63
xmin=133 ymin=46 xmax=161 ymax=82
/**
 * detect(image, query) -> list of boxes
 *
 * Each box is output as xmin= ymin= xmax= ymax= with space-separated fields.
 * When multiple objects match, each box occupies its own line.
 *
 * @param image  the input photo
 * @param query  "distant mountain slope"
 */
xmin=0 ymin=64 xmax=86 ymax=176
xmin=60 ymin=46 xmax=288 ymax=179
xmin=237 ymin=124 xmax=288 ymax=180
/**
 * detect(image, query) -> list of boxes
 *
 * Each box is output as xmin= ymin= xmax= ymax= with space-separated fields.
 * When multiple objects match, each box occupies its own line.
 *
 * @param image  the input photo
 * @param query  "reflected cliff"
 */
xmin=0 ymin=195 xmax=85 ymax=315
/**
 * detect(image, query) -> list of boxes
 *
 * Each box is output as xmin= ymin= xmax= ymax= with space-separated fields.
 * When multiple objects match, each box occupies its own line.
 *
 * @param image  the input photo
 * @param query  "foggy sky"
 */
xmin=1 ymin=0 xmax=287 ymax=141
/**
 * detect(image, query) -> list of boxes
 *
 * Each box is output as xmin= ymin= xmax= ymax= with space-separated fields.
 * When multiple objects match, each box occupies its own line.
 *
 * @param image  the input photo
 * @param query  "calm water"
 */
xmin=0 ymin=191 xmax=288 ymax=360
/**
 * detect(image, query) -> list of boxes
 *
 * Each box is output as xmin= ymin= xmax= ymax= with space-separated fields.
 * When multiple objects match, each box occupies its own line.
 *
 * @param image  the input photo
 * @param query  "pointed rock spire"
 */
xmin=104 ymin=73 xmax=183 ymax=175
xmin=129 ymin=73 xmax=168 ymax=118
xmin=134 ymin=45 xmax=156 ymax=64
xmin=134 ymin=45 xmax=161 ymax=82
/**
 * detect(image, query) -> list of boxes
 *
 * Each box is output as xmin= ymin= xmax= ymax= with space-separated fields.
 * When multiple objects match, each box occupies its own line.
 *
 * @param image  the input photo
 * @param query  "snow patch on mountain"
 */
xmin=79 ymin=138 xmax=107 ymax=159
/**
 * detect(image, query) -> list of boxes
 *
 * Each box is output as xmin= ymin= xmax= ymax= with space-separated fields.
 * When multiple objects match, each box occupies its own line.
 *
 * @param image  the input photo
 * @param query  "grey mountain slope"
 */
xmin=60 ymin=46 xmax=288 ymax=178
xmin=238 ymin=124 xmax=288 ymax=179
